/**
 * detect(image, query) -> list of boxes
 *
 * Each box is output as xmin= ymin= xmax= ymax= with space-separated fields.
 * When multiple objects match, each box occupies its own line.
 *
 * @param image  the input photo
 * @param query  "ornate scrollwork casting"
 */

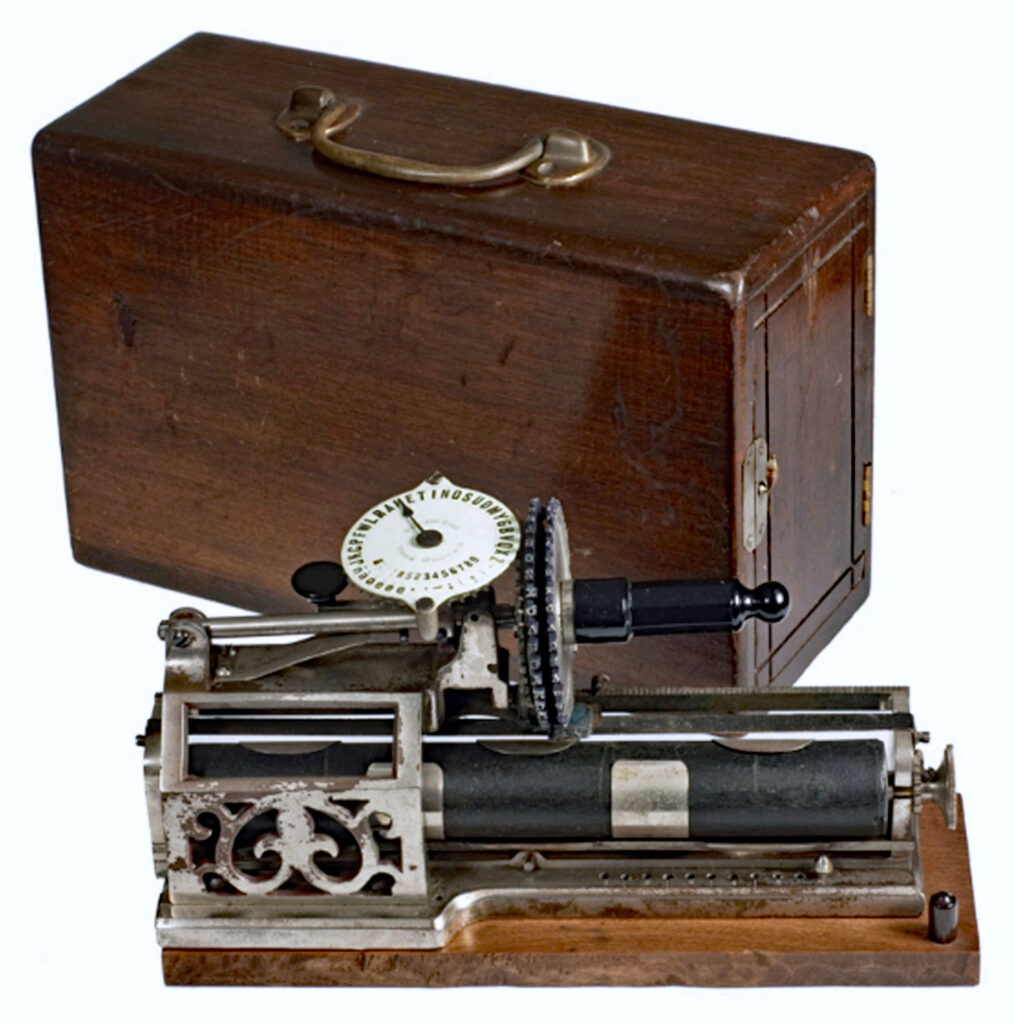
xmin=169 ymin=792 xmax=402 ymax=896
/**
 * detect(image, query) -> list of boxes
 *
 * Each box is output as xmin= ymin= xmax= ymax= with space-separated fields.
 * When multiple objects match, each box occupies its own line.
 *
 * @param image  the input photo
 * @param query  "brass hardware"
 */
xmin=743 ymin=438 xmax=777 ymax=553
xmin=861 ymin=462 xmax=873 ymax=526
xmin=277 ymin=86 xmax=610 ymax=188
xmin=864 ymin=251 xmax=875 ymax=318
xmin=758 ymin=455 xmax=779 ymax=495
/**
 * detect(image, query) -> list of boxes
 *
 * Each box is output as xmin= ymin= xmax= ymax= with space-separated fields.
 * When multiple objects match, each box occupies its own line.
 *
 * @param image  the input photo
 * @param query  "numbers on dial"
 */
xmin=340 ymin=474 xmax=520 ymax=608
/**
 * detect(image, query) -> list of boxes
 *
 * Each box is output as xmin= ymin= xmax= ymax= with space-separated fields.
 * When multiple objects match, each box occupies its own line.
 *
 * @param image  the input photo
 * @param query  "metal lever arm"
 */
xmin=571 ymin=578 xmax=790 ymax=643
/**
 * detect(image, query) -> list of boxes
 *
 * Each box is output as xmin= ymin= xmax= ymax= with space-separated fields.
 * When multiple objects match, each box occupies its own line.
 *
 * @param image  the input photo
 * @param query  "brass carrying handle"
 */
xmin=277 ymin=86 xmax=610 ymax=188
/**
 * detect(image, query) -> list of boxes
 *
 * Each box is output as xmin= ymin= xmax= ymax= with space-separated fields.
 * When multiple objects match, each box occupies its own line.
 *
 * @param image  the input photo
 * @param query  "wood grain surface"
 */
xmin=162 ymin=801 xmax=978 ymax=987
xmin=34 ymin=33 xmax=875 ymax=689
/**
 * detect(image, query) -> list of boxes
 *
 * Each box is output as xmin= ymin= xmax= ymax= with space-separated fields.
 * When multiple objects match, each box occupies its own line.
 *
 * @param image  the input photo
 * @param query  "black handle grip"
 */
xmin=572 ymin=577 xmax=789 ymax=643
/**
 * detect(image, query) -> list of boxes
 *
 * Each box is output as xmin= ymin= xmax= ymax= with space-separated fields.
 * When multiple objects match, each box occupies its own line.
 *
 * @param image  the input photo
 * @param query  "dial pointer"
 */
xmin=398 ymin=499 xmax=443 ymax=548
xmin=341 ymin=474 xmax=521 ymax=608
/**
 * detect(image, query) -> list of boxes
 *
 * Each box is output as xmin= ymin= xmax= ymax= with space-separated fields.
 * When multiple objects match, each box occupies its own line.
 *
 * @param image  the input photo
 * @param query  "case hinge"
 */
xmin=861 ymin=462 xmax=873 ymax=526
xmin=864 ymin=252 xmax=875 ymax=318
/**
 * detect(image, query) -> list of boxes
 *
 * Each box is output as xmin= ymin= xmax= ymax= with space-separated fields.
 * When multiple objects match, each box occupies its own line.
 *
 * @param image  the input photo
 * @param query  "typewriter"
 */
xmin=141 ymin=473 xmax=957 ymax=952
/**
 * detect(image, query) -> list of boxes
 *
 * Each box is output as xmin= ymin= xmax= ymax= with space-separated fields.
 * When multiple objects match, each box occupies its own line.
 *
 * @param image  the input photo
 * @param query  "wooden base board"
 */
xmin=163 ymin=800 xmax=978 ymax=987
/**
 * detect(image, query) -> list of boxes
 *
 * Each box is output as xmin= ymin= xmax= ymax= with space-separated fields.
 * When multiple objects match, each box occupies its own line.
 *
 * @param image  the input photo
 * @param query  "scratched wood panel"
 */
xmin=34 ymin=33 xmax=875 ymax=688
xmin=162 ymin=801 xmax=979 ymax=987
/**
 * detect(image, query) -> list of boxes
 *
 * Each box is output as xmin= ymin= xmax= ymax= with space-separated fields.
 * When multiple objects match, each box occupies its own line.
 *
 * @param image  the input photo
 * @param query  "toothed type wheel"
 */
xmin=516 ymin=497 xmax=575 ymax=733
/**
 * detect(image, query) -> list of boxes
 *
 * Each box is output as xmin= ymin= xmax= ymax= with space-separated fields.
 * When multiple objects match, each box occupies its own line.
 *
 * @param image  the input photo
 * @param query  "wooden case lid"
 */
xmin=35 ymin=32 xmax=873 ymax=300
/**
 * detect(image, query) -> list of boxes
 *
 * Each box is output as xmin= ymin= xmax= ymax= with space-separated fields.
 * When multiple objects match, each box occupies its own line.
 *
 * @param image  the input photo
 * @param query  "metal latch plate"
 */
xmin=743 ymin=437 xmax=769 ymax=553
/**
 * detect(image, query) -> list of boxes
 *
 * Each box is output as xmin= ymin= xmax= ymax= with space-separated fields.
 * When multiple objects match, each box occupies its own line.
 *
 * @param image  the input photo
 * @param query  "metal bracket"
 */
xmin=431 ymin=606 xmax=508 ymax=729
xmin=160 ymin=608 xmax=211 ymax=691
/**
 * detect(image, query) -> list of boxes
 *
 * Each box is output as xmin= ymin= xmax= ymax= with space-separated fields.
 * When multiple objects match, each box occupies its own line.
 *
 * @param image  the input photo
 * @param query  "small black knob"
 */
xmin=739 ymin=581 xmax=791 ymax=624
xmin=291 ymin=561 xmax=348 ymax=608
xmin=928 ymin=891 xmax=959 ymax=944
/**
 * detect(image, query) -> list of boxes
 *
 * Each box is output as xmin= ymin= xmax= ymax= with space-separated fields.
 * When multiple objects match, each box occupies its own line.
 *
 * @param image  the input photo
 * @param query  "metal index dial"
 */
xmin=340 ymin=473 xmax=521 ymax=608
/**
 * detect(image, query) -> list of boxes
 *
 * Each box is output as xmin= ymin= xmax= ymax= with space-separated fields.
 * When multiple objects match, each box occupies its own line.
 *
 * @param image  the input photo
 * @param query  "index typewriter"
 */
xmin=141 ymin=473 xmax=957 ymax=951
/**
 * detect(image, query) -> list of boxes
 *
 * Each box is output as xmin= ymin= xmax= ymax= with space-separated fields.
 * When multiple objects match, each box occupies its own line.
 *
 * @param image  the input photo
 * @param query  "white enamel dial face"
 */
xmin=340 ymin=474 xmax=521 ymax=607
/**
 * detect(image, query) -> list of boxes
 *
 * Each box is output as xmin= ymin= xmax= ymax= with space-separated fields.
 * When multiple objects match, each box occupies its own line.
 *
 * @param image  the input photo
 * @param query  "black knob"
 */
xmin=736 ymin=581 xmax=791 ymax=625
xmin=928 ymin=891 xmax=959 ymax=944
xmin=572 ymin=577 xmax=790 ymax=643
xmin=291 ymin=561 xmax=348 ymax=608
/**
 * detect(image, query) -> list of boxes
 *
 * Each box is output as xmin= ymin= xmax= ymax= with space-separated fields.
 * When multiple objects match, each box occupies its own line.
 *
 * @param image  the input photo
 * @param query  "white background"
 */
xmin=2 ymin=0 xmax=1011 ymax=1017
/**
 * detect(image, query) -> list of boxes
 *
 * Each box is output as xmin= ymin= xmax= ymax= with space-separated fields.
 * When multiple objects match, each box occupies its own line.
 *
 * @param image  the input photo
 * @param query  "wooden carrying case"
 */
xmin=33 ymin=33 xmax=874 ymax=689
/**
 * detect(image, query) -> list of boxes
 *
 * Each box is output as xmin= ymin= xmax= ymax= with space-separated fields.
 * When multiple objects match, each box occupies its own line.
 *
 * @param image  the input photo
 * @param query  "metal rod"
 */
xmin=587 ymin=687 xmax=906 ymax=711
xmin=202 ymin=608 xmax=418 ymax=638
xmin=594 ymin=712 xmax=914 ymax=734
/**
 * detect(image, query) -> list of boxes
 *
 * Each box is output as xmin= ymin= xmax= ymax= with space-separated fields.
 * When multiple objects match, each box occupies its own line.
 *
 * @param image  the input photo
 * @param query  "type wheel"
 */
xmin=517 ymin=497 xmax=575 ymax=733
